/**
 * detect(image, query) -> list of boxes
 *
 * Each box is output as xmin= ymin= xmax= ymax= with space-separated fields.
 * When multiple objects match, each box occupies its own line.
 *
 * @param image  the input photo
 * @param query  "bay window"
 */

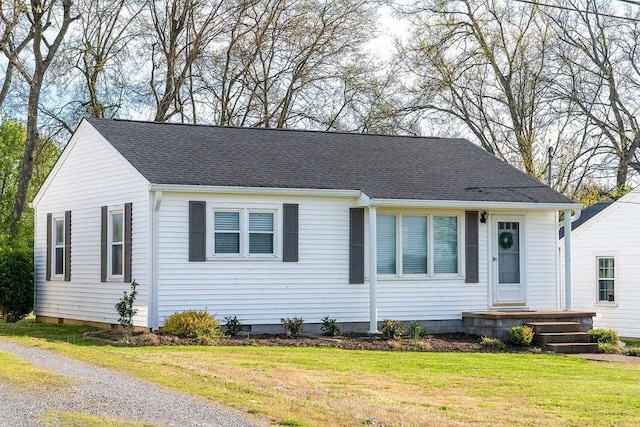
xmin=377 ymin=213 xmax=460 ymax=276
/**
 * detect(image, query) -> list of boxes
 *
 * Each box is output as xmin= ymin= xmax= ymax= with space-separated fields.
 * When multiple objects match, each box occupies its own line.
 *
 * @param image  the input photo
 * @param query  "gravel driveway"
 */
xmin=0 ymin=341 xmax=264 ymax=427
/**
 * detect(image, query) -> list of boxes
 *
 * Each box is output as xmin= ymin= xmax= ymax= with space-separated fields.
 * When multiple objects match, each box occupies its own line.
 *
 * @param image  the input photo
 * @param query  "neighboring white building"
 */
xmin=32 ymin=118 xmax=579 ymax=332
xmin=563 ymin=190 xmax=640 ymax=338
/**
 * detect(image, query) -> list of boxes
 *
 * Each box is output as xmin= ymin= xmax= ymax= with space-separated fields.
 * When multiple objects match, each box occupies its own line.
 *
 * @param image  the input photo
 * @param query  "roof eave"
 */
xmin=148 ymin=183 xmax=363 ymax=198
xmin=369 ymin=198 xmax=580 ymax=211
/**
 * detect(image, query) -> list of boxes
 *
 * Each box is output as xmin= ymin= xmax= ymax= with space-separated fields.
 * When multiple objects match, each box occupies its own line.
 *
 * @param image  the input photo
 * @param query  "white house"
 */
xmin=563 ymin=189 xmax=640 ymax=338
xmin=32 ymin=118 xmax=580 ymax=333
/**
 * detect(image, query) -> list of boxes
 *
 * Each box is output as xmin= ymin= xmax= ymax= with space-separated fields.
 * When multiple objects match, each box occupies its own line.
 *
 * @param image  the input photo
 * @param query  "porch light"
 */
xmin=480 ymin=211 xmax=487 ymax=224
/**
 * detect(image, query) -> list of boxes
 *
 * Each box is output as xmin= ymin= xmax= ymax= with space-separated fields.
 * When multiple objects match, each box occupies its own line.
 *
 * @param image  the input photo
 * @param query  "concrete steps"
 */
xmin=526 ymin=322 xmax=598 ymax=354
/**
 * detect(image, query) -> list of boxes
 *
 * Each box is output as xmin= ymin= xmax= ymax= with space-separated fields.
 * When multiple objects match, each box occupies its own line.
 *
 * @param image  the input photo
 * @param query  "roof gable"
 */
xmin=85 ymin=118 xmax=573 ymax=204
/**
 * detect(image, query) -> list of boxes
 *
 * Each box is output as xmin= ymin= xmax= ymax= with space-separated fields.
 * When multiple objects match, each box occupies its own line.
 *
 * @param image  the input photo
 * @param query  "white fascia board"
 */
xmin=369 ymin=198 xmax=581 ymax=211
xmin=148 ymin=184 xmax=364 ymax=198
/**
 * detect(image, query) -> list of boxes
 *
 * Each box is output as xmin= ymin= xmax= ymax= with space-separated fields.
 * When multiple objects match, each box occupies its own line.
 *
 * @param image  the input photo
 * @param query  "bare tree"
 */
xmin=145 ymin=0 xmax=229 ymax=122
xmin=544 ymin=0 xmax=640 ymax=189
xmin=397 ymin=0 xmax=598 ymax=190
xmin=0 ymin=0 xmax=77 ymax=235
xmin=200 ymin=0 xmax=377 ymax=128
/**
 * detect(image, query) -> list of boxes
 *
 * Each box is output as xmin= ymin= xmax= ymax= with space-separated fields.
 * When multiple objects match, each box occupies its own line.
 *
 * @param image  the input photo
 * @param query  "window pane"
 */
xmin=402 ymin=216 xmax=427 ymax=274
xmin=598 ymin=258 xmax=614 ymax=279
xmin=55 ymin=247 xmax=64 ymax=275
xmin=112 ymin=212 xmax=123 ymax=243
xmin=55 ymin=219 xmax=64 ymax=245
xmin=377 ymin=215 xmax=396 ymax=274
xmin=434 ymin=216 xmax=458 ymax=274
xmin=249 ymin=212 xmax=273 ymax=232
xmin=215 ymin=233 xmax=240 ymax=253
xmin=250 ymin=233 xmax=274 ymax=254
xmin=112 ymin=244 xmax=123 ymax=275
xmin=214 ymin=212 xmax=239 ymax=231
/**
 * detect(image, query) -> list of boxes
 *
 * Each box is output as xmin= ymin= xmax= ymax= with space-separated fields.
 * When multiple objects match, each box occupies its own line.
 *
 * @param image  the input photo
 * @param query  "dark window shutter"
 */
xmin=189 ymin=201 xmax=206 ymax=262
xmin=465 ymin=211 xmax=479 ymax=283
xmin=64 ymin=210 xmax=71 ymax=281
xmin=124 ymin=202 xmax=132 ymax=283
xmin=349 ymin=208 xmax=365 ymax=284
xmin=101 ymin=206 xmax=107 ymax=282
xmin=46 ymin=213 xmax=52 ymax=281
xmin=283 ymin=204 xmax=299 ymax=262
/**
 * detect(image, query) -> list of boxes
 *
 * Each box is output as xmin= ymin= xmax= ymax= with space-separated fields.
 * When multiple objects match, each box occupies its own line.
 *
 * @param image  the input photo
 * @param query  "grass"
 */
xmin=2 ymin=319 xmax=640 ymax=426
xmin=39 ymin=410 xmax=160 ymax=427
xmin=0 ymin=350 xmax=71 ymax=391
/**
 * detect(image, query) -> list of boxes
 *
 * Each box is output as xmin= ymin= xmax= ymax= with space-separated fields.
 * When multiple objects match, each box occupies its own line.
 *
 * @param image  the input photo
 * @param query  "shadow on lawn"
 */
xmin=0 ymin=318 xmax=108 ymax=347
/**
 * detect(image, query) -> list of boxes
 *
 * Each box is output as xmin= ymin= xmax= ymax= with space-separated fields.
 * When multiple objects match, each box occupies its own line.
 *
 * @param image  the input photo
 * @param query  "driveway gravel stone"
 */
xmin=0 ymin=341 xmax=264 ymax=427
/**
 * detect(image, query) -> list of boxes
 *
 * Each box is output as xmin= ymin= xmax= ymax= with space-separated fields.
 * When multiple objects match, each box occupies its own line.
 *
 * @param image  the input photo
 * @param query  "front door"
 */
xmin=492 ymin=216 xmax=526 ymax=306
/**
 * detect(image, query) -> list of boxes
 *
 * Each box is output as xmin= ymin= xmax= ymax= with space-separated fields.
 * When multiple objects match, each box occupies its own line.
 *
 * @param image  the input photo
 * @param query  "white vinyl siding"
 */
xmin=33 ymin=122 xmax=149 ymax=327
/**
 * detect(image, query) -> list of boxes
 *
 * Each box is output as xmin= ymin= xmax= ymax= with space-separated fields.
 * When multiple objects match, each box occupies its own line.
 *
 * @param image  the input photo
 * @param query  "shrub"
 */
xmin=588 ymin=328 xmax=619 ymax=345
xmin=598 ymin=342 xmax=622 ymax=354
xmin=626 ymin=347 xmax=640 ymax=357
xmin=162 ymin=310 xmax=222 ymax=338
xmin=0 ymin=250 xmax=34 ymax=323
xmin=508 ymin=325 xmax=534 ymax=347
xmin=381 ymin=319 xmax=404 ymax=340
xmin=115 ymin=281 xmax=138 ymax=343
xmin=320 ymin=316 xmax=342 ymax=337
xmin=407 ymin=321 xmax=426 ymax=341
xmin=480 ymin=336 xmax=506 ymax=349
xmin=281 ymin=317 xmax=304 ymax=337
xmin=223 ymin=315 xmax=242 ymax=336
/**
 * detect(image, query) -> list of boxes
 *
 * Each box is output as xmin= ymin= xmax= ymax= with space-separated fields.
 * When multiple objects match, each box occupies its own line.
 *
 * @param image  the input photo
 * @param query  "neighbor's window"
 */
xmin=597 ymin=257 xmax=615 ymax=302
xmin=110 ymin=210 xmax=124 ymax=276
xmin=377 ymin=214 xmax=460 ymax=276
xmin=53 ymin=216 xmax=65 ymax=276
xmin=213 ymin=209 xmax=276 ymax=256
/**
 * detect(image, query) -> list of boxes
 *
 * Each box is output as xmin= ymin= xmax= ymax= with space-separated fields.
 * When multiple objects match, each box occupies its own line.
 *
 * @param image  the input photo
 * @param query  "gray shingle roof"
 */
xmin=86 ymin=118 xmax=574 ymax=204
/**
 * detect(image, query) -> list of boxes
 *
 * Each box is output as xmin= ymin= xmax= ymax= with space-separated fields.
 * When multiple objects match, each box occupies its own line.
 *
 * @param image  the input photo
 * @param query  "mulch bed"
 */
xmin=84 ymin=330 xmax=538 ymax=353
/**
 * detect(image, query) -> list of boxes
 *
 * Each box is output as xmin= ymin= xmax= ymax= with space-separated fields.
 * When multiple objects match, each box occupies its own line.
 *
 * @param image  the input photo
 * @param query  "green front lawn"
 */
xmin=2 ymin=319 xmax=640 ymax=426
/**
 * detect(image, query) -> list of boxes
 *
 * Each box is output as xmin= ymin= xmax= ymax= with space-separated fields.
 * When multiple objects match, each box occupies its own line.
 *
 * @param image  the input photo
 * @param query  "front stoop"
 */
xmin=526 ymin=321 xmax=599 ymax=354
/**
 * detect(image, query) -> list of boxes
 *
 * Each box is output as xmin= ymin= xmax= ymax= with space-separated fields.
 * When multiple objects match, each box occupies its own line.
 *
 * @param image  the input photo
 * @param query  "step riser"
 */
xmin=534 ymin=333 xmax=590 ymax=345
xmin=546 ymin=343 xmax=599 ymax=354
xmin=525 ymin=322 xmax=582 ymax=334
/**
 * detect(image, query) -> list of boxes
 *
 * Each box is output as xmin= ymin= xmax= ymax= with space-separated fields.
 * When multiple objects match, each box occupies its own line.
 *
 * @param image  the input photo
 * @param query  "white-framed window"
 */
xmin=109 ymin=209 xmax=124 ymax=277
xmin=52 ymin=214 xmax=65 ymax=277
xmin=597 ymin=257 xmax=615 ymax=303
xmin=211 ymin=208 xmax=277 ymax=258
xmin=376 ymin=213 xmax=461 ymax=277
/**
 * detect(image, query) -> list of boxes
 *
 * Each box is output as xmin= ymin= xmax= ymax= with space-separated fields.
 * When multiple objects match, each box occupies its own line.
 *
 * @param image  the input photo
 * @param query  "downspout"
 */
xmin=563 ymin=209 xmax=581 ymax=311
xmin=368 ymin=206 xmax=379 ymax=333
xmin=150 ymin=191 xmax=162 ymax=329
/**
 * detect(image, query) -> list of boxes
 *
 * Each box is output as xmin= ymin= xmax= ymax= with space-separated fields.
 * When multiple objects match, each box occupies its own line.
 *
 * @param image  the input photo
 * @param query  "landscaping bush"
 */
xmin=407 ymin=321 xmax=426 ymax=341
xmin=223 ymin=315 xmax=243 ymax=336
xmin=626 ymin=347 xmax=640 ymax=357
xmin=508 ymin=325 xmax=534 ymax=347
xmin=162 ymin=310 xmax=222 ymax=338
xmin=320 ymin=316 xmax=342 ymax=337
xmin=381 ymin=319 xmax=404 ymax=340
xmin=281 ymin=317 xmax=304 ymax=337
xmin=0 ymin=250 xmax=34 ymax=322
xmin=480 ymin=336 xmax=506 ymax=349
xmin=115 ymin=281 xmax=138 ymax=343
xmin=588 ymin=328 xmax=619 ymax=345
xmin=598 ymin=342 xmax=622 ymax=354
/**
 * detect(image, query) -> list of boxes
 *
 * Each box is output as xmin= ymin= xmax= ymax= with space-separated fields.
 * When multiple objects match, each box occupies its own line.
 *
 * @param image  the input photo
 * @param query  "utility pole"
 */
xmin=547 ymin=146 xmax=553 ymax=187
